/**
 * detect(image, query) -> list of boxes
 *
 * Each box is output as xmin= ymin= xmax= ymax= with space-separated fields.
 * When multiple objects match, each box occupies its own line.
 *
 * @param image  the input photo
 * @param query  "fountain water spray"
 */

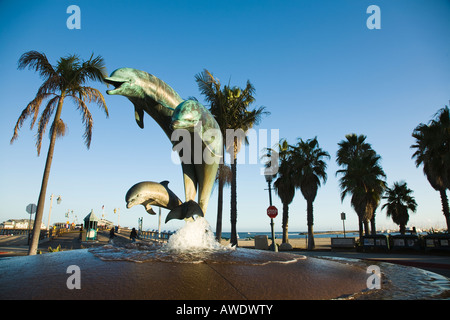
xmin=162 ymin=217 xmax=233 ymax=253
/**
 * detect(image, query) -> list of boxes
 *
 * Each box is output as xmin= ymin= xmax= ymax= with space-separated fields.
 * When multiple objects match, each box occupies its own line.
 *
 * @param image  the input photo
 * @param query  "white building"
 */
xmin=0 ymin=219 xmax=46 ymax=229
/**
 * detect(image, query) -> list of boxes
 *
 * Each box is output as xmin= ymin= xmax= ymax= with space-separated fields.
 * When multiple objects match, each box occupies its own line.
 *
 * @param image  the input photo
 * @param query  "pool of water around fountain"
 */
xmin=313 ymin=256 xmax=450 ymax=300
xmin=89 ymin=217 xmax=305 ymax=265
xmin=1 ymin=217 xmax=447 ymax=299
xmin=88 ymin=218 xmax=450 ymax=300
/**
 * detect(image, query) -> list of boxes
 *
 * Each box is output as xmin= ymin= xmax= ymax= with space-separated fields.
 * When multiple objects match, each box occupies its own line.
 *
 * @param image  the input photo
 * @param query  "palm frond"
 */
xmin=10 ymin=93 xmax=54 ymax=144
xmin=35 ymin=96 xmax=60 ymax=155
xmin=71 ymin=95 xmax=94 ymax=148
xmin=75 ymin=86 xmax=109 ymax=117
xmin=18 ymin=51 xmax=56 ymax=80
xmin=195 ymin=69 xmax=221 ymax=103
xmin=49 ymin=118 xmax=68 ymax=140
xmin=79 ymin=54 xmax=107 ymax=84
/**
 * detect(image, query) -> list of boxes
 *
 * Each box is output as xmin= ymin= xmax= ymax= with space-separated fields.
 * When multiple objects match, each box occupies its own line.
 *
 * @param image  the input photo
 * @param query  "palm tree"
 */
xmin=10 ymin=51 xmax=109 ymax=255
xmin=269 ymin=139 xmax=295 ymax=245
xmin=382 ymin=181 xmax=417 ymax=234
xmin=195 ymin=69 xmax=269 ymax=246
xmin=195 ymin=70 xmax=227 ymax=241
xmin=336 ymin=134 xmax=386 ymax=237
xmin=226 ymin=85 xmax=269 ymax=246
xmin=290 ymin=137 xmax=329 ymax=250
xmin=411 ymin=106 xmax=450 ymax=230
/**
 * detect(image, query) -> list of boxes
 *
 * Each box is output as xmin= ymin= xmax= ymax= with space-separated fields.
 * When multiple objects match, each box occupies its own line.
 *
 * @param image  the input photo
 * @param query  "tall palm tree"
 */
xmin=269 ymin=139 xmax=295 ymax=245
xmin=290 ymin=137 xmax=329 ymax=250
xmin=382 ymin=181 xmax=417 ymax=234
xmin=226 ymin=85 xmax=269 ymax=246
xmin=411 ymin=106 xmax=450 ymax=230
xmin=336 ymin=134 xmax=386 ymax=237
xmin=195 ymin=70 xmax=227 ymax=241
xmin=195 ymin=69 xmax=269 ymax=246
xmin=10 ymin=51 xmax=109 ymax=255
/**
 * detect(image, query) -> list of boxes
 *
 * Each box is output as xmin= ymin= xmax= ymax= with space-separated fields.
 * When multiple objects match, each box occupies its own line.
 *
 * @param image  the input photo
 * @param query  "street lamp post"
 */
xmin=114 ymin=208 xmax=120 ymax=233
xmin=265 ymin=170 xmax=278 ymax=252
xmin=47 ymin=194 xmax=61 ymax=230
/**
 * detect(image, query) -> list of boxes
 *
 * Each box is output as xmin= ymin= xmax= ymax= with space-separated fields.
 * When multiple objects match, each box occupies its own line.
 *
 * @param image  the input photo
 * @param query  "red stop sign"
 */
xmin=267 ymin=205 xmax=278 ymax=218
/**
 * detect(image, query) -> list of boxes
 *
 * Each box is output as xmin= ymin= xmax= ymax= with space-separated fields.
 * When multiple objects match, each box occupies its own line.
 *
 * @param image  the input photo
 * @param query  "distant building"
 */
xmin=0 ymin=219 xmax=46 ymax=229
xmin=0 ymin=220 xmax=14 ymax=229
xmin=98 ymin=218 xmax=114 ymax=229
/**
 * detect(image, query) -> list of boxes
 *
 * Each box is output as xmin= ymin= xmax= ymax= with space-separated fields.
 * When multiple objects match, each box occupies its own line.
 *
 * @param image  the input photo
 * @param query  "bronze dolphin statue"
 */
xmin=125 ymin=181 xmax=182 ymax=215
xmin=125 ymin=181 xmax=203 ymax=222
xmin=171 ymin=100 xmax=222 ymax=216
xmin=105 ymin=68 xmax=222 ymax=222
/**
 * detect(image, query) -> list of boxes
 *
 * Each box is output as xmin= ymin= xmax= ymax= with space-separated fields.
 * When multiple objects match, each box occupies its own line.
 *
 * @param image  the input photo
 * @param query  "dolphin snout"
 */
xmin=104 ymin=77 xmax=127 ymax=95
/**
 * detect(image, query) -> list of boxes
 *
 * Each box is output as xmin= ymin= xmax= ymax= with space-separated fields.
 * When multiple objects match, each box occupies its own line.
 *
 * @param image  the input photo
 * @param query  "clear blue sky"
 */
xmin=0 ymin=0 xmax=449 ymax=233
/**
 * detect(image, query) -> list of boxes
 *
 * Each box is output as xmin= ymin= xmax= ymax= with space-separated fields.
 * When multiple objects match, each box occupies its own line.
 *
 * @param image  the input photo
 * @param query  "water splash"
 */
xmin=161 ymin=217 xmax=231 ymax=253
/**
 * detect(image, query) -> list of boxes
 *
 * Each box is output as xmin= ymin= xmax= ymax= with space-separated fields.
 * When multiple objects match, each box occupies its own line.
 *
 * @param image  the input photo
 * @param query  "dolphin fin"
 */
xmin=159 ymin=180 xmax=170 ymax=187
xmin=142 ymin=201 xmax=156 ymax=215
xmin=165 ymin=200 xmax=204 ymax=223
xmin=135 ymin=106 xmax=144 ymax=129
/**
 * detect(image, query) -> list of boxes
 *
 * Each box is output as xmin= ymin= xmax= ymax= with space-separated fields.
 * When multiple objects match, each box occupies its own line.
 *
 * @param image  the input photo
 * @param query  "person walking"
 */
xmin=109 ymin=227 xmax=115 ymax=244
xmin=130 ymin=227 xmax=138 ymax=243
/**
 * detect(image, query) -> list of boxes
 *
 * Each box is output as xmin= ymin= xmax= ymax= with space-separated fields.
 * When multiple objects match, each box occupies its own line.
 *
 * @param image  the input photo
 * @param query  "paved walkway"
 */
xmin=0 ymin=229 xmax=135 ymax=255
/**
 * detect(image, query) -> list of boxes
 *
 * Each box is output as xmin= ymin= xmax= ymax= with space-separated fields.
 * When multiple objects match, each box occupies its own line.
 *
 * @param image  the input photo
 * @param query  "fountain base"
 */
xmin=0 ymin=248 xmax=370 ymax=300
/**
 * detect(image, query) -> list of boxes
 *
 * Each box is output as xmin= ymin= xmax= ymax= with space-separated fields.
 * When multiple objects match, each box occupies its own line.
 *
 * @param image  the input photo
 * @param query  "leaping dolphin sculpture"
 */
xmin=105 ymin=68 xmax=222 ymax=222
xmin=125 ymin=181 xmax=203 ymax=222
xmin=126 ymin=181 xmax=182 ymax=215
xmin=171 ymin=100 xmax=222 ymax=215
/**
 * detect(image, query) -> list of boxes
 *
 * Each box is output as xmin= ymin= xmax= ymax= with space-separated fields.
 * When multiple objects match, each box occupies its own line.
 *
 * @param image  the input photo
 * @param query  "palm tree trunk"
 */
xmin=439 ymin=189 xmax=450 ymax=230
xmin=230 ymin=143 xmax=238 ymax=246
xmin=370 ymin=214 xmax=376 ymax=235
xmin=28 ymin=94 xmax=65 ymax=255
xmin=307 ymin=199 xmax=315 ymax=250
xmin=282 ymin=202 xmax=289 ymax=244
xmin=399 ymin=223 xmax=406 ymax=235
xmin=358 ymin=215 xmax=364 ymax=239
xmin=363 ymin=220 xmax=370 ymax=236
xmin=215 ymin=174 xmax=224 ymax=242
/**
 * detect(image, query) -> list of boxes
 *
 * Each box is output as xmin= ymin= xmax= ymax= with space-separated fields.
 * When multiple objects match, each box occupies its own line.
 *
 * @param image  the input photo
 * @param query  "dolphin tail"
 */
xmin=165 ymin=200 xmax=204 ymax=223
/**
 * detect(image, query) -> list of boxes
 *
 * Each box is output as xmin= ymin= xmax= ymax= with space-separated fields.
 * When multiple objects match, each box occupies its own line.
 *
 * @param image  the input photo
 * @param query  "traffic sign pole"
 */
xmin=26 ymin=203 xmax=37 ymax=245
xmin=267 ymin=205 xmax=278 ymax=252
xmin=341 ymin=212 xmax=346 ymax=238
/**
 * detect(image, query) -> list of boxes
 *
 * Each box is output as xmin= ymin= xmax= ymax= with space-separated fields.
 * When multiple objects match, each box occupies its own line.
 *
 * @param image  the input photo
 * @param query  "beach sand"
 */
xmin=221 ymin=236 xmax=332 ymax=250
